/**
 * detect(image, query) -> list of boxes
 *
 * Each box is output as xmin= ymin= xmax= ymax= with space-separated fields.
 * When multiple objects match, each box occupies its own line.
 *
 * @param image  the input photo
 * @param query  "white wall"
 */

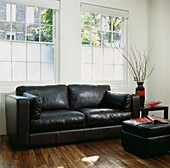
xmin=0 ymin=0 xmax=149 ymax=135
xmin=147 ymin=0 xmax=170 ymax=117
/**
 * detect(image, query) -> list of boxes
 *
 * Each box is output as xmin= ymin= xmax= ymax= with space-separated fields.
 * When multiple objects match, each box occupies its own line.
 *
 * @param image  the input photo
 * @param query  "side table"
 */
xmin=140 ymin=105 xmax=169 ymax=119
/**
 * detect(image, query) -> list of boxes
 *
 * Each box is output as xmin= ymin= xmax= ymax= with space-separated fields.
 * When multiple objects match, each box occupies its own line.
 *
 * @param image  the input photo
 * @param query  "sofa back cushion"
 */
xmin=16 ymin=85 xmax=69 ymax=110
xmin=68 ymin=84 xmax=110 ymax=110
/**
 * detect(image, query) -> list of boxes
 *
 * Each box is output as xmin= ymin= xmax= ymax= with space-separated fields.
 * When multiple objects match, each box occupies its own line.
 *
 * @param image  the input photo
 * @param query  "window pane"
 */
xmin=81 ymin=28 xmax=90 ymax=45
xmin=11 ymin=5 xmax=16 ymax=21
xmin=12 ymin=43 xmax=26 ymax=61
xmin=102 ymin=15 xmax=112 ymax=31
xmin=93 ymin=64 xmax=103 ymax=80
xmin=27 ymin=63 xmax=40 ymax=80
xmin=113 ymin=65 xmax=124 ymax=80
xmin=42 ymin=63 xmax=54 ymax=80
xmin=113 ymin=48 xmax=124 ymax=64
xmin=0 ymin=62 xmax=11 ymax=81
xmin=81 ymin=12 xmax=90 ymax=28
xmin=0 ymin=22 xmax=10 ymax=40
xmin=26 ymin=6 xmax=39 ymax=24
xmin=103 ymin=31 xmax=112 ymax=46
xmin=16 ymin=4 xmax=26 ymax=22
xmin=81 ymin=46 xmax=92 ymax=64
xmin=27 ymin=43 xmax=40 ymax=62
xmin=12 ymin=62 xmax=26 ymax=81
xmin=27 ymin=24 xmax=40 ymax=41
xmin=12 ymin=23 xmax=26 ymax=41
xmin=40 ymin=25 xmax=53 ymax=42
xmin=41 ymin=8 xmax=53 ymax=25
xmin=93 ymin=47 xmax=103 ymax=64
xmin=104 ymin=65 xmax=113 ymax=80
xmin=91 ymin=13 xmax=101 ymax=30
xmin=113 ymin=32 xmax=121 ymax=46
xmin=41 ymin=44 xmax=54 ymax=63
xmin=81 ymin=64 xmax=92 ymax=80
xmin=104 ymin=48 xmax=113 ymax=64
xmin=0 ymin=3 xmax=7 ymax=21
xmin=0 ymin=42 xmax=11 ymax=61
xmin=113 ymin=17 xmax=122 ymax=31
xmin=91 ymin=30 xmax=101 ymax=46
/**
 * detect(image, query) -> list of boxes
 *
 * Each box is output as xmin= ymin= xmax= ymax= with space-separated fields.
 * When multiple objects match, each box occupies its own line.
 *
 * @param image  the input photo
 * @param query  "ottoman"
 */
xmin=122 ymin=120 xmax=170 ymax=158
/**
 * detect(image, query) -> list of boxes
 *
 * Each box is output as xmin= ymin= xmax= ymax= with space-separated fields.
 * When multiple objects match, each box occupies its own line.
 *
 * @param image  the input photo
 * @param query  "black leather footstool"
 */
xmin=122 ymin=120 xmax=170 ymax=158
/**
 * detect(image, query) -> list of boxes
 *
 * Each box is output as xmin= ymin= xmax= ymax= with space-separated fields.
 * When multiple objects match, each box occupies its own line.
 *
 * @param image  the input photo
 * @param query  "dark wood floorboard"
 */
xmin=0 ymin=135 xmax=170 ymax=168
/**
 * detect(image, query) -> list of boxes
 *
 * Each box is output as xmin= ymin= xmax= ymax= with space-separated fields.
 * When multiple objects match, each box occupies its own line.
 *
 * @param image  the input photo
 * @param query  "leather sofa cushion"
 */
xmin=16 ymin=85 xmax=69 ymax=110
xmin=23 ymin=92 xmax=42 ymax=120
xmin=100 ymin=91 xmax=131 ymax=111
xmin=30 ymin=110 xmax=86 ymax=133
xmin=68 ymin=84 xmax=110 ymax=110
xmin=79 ymin=108 xmax=132 ymax=127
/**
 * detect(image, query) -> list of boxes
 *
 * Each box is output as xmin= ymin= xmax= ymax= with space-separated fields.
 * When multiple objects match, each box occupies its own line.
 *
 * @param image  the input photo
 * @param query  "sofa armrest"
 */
xmin=5 ymin=94 xmax=30 ymax=148
xmin=23 ymin=92 xmax=42 ymax=120
xmin=130 ymin=94 xmax=140 ymax=118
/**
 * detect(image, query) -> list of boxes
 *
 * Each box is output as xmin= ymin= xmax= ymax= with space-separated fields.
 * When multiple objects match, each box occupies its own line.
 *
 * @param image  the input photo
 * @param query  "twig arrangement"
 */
xmin=114 ymin=44 xmax=154 ymax=82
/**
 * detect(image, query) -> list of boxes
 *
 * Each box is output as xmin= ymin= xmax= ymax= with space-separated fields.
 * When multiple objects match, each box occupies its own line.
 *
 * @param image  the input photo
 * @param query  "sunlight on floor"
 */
xmin=81 ymin=156 xmax=99 ymax=165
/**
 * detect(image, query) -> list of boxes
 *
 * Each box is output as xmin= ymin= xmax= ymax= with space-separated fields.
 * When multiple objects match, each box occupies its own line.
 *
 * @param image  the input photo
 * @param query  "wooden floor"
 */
xmin=0 ymin=136 xmax=170 ymax=168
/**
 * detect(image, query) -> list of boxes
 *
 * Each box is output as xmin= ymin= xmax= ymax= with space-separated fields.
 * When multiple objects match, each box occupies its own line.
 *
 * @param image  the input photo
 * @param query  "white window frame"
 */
xmin=0 ymin=0 xmax=60 ymax=86
xmin=81 ymin=3 xmax=129 ymax=86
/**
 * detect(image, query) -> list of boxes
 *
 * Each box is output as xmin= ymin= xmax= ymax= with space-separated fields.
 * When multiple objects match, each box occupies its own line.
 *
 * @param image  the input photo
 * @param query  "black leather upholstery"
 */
xmin=79 ymin=108 xmax=132 ymax=127
xmin=23 ymin=92 xmax=42 ymax=120
xmin=100 ymin=91 xmax=131 ymax=111
xmin=16 ymin=85 xmax=69 ymax=110
xmin=122 ymin=120 xmax=170 ymax=137
xmin=122 ymin=120 xmax=170 ymax=158
xmin=6 ymin=84 xmax=140 ymax=148
xmin=68 ymin=84 xmax=110 ymax=110
xmin=30 ymin=110 xmax=86 ymax=133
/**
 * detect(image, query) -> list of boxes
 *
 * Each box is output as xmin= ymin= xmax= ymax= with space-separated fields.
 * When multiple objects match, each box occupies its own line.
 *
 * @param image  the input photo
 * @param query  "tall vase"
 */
xmin=136 ymin=82 xmax=145 ymax=107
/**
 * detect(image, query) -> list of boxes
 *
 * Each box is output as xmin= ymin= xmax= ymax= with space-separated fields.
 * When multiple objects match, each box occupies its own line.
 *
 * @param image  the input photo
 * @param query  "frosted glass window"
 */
xmin=27 ymin=43 xmax=40 ymax=62
xmin=93 ymin=64 xmax=103 ymax=80
xmin=81 ymin=47 xmax=92 ymax=64
xmin=104 ymin=48 xmax=113 ymax=64
xmin=0 ymin=42 xmax=11 ymax=61
xmin=81 ymin=64 xmax=92 ymax=80
xmin=104 ymin=65 xmax=113 ymax=80
xmin=12 ymin=43 xmax=26 ymax=61
xmin=113 ymin=49 xmax=124 ymax=64
xmin=93 ymin=47 xmax=103 ymax=64
xmin=41 ymin=44 xmax=54 ymax=63
xmin=113 ymin=65 xmax=124 ymax=80
xmin=27 ymin=63 xmax=40 ymax=80
xmin=12 ymin=62 xmax=26 ymax=81
xmin=42 ymin=63 xmax=54 ymax=80
xmin=0 ymin=62 xmax=11 ymax=81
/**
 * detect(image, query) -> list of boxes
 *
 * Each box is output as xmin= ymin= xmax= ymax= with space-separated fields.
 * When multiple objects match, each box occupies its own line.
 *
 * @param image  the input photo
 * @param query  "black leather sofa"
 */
xmin=5 ymin=84 xmax=140 ymax=148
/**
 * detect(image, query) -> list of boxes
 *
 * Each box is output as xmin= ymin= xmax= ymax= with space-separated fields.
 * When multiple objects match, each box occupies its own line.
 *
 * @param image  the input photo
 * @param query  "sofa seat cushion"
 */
xmin=30 ymin=110 xmax=86 ymax=133
xmin=79 ymin=108 xmax=132 ymax=127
